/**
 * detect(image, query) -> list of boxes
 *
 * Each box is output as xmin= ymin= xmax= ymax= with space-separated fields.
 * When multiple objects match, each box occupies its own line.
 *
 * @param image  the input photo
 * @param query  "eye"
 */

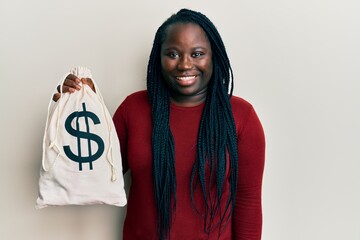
xmin=192 ymin=52 xmax=204 ymax=58
xmin=166 ymin=52 xmax=179 ymax=59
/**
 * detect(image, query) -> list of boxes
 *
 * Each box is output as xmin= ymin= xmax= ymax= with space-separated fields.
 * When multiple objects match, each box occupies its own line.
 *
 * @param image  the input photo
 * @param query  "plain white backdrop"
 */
xmin=1 ymin=0 xmax=359 ymax=239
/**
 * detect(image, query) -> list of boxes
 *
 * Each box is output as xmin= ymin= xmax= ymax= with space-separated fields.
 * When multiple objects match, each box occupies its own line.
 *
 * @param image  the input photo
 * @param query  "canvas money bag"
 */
xmin=36 ymin=67 xmax=127 ymax=209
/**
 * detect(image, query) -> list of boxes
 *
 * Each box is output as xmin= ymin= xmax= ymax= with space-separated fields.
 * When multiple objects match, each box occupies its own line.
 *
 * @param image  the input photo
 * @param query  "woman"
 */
xmin=56 ymin=8 xmax=265 ymax=240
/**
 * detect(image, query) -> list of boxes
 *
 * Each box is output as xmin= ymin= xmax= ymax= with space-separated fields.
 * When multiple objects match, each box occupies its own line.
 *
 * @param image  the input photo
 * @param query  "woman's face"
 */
xmin=161 ymin=23 xmax=213 ymax=106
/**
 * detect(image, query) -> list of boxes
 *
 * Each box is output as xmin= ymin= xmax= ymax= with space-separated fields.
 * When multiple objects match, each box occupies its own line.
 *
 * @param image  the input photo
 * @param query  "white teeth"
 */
xmin=176 ymin=76 xmax=196 ymax=81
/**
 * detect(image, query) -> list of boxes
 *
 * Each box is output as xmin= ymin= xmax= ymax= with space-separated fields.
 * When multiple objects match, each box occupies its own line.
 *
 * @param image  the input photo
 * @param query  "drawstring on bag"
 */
xmin=41 ymin=67 xmax=117 ymax=181
xmin=36 ymin=66 xmax=127 ymax=209
xmin=90 ymin=79 xmax=117 ymax=182
xmin=42 ymin=74 xmax=69 ymax=172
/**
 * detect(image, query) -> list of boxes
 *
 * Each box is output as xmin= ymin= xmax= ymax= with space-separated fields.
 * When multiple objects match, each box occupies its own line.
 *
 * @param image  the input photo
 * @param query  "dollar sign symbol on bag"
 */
xmin=63 ymin=102 xmax=105 ymax=171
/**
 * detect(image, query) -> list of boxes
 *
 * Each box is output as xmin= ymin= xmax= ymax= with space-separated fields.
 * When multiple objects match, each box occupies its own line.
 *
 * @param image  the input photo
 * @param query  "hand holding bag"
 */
xmin=36 ymin=67 xmax=127 ymax=209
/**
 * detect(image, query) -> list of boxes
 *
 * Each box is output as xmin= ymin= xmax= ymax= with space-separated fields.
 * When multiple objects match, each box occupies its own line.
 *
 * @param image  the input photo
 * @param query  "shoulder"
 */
xmin=230 ymin=95 xmax=254 ymax=117
xmin=119 ymin=90 xmax=150 ymax=110
xmin=113 ymin=90 xmax=150 ymax=119
xmin=122 ymin=90 xmax=149 ymax=105
xmin=230 ymin=95 xmax=262 ymax=135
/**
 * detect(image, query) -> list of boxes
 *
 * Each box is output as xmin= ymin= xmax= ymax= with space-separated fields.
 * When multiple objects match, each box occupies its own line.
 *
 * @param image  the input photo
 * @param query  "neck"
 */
xmin=170 ymin=92 xmax=207 ymax=107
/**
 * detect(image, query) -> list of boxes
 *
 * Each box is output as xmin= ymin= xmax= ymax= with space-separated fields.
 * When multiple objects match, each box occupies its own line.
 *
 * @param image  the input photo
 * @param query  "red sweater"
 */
xmin=113 ymin=90 xmax=265 ymax=240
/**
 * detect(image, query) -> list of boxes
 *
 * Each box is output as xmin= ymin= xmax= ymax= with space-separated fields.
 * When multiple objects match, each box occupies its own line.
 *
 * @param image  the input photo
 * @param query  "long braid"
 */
xmin=147 ymin=29 xmax=176 ymax=240
xmin=147 ymin=9 xmax=238 ymax=239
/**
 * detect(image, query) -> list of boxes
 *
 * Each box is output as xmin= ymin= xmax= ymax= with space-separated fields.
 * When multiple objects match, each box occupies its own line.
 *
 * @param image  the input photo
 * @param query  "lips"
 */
xmin=176 ymin=75 xmax=196 ymax=81
xmin=175 ymin=75 xmax=198 ymax=86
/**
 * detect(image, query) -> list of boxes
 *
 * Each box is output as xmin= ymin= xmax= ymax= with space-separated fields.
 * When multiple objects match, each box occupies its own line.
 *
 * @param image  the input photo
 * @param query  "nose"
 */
xmin=177 ymin=55 xmax=192 ymax=70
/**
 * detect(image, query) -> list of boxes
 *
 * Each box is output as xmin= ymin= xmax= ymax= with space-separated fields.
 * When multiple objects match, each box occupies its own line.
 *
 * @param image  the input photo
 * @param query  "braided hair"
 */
xmin=147 ymin=9 xmax=238 ymax=239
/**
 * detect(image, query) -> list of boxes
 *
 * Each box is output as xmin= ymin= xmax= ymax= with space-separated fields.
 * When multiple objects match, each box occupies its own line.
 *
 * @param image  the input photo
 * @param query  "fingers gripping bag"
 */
xmin=36 ymin=67 xmax=127 ymax=209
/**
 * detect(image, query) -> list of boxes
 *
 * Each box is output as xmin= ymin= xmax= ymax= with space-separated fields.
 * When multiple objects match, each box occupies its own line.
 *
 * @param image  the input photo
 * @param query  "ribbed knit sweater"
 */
xmin=113 ymin=90 xmax=265 ymax=240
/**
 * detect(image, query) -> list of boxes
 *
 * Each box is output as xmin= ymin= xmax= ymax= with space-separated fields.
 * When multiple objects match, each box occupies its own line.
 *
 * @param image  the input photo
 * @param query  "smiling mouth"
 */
xmin=176 ymin=75 xmax=197 ymax=81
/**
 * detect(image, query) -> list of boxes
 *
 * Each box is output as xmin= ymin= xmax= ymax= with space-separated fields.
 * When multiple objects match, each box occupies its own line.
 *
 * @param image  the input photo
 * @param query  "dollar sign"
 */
xmin=63 ymin=102 xmax=105 ymax=171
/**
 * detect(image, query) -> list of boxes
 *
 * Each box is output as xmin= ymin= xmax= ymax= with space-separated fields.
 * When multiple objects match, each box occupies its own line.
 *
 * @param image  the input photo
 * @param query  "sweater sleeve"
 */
xmin=113 ymin=101 xmax=129 ymax=174
xmin=232 ymin=106 xmax=266 ymax=240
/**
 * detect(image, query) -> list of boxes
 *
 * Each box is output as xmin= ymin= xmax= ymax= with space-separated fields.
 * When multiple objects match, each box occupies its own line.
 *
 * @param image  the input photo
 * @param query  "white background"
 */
xmin=1 ymin=0 xmax=359 ymax=239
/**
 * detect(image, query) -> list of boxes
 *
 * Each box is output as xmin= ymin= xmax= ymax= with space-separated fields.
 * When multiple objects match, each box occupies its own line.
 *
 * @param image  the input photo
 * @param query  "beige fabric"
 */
xmin=36 ymin=67 xmax=127 ymax=209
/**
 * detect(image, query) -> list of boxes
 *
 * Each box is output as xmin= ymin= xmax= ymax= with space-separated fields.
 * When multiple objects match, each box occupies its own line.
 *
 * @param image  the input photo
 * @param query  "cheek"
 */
xmin=161 ymin=58 xmax=175 ymax=74
xmin=205 ymin=59 xmax=213 ymax=78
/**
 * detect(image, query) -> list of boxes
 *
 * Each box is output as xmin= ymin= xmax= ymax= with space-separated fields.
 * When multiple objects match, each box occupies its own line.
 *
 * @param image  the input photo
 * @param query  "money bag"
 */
xmin=36 ymin=67 xmax=127 ymax=208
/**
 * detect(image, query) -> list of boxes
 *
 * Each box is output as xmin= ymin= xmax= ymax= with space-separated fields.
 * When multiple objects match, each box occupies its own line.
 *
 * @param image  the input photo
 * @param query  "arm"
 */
xmin=113 ymin=102 xmax=129 ymax=174
xmin=232 ymin=107 xmax=266 ymax=239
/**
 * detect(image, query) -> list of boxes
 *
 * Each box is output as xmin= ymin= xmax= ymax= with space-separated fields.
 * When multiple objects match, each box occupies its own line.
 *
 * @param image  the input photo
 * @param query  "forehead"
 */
xmin=162 ymin=23 xmax=211 ymax=48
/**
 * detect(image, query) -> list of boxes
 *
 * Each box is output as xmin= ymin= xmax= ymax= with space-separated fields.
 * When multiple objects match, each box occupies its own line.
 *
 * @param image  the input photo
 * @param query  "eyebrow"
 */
xmin=162 ymin=46 xmax=209 ymax=51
